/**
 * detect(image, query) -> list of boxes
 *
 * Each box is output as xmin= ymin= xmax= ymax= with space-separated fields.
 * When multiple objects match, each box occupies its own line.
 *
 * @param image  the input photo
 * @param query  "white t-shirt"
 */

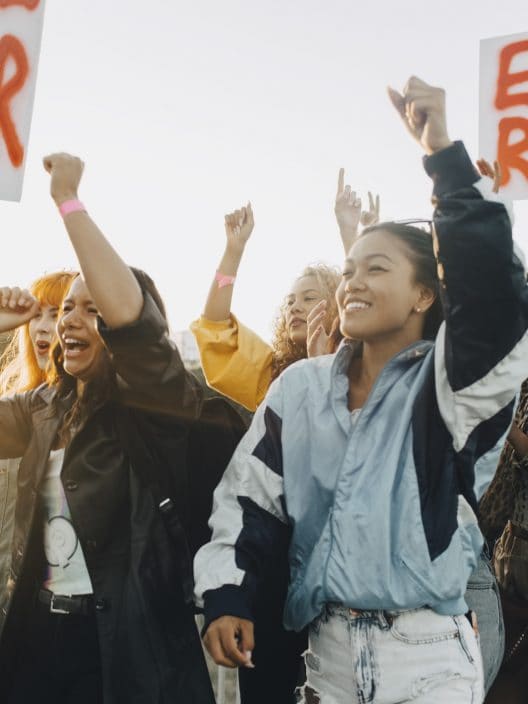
xmin=40 ymin=449 xmax=93 ymax=596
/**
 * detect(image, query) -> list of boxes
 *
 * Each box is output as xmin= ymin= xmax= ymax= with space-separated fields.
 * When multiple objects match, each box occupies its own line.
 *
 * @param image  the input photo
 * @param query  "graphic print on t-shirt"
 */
xmin=44 ymin=515 xmax=78 ymax=568
xmin=40 ymin=449 xmax=93 ymax=595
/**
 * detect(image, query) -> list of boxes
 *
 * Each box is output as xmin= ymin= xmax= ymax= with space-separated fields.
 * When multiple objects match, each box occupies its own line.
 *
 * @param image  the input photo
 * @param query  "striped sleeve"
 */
xmin=193 ymin=377 xmax=289 ymax=630
xmin=428 ymin=142 xmax=528 ymax=459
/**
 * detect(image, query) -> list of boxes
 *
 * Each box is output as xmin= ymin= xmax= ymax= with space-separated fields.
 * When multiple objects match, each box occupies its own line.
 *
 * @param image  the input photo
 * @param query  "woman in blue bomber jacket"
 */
xmin=195 ymin=77 xmax=528 ymax=703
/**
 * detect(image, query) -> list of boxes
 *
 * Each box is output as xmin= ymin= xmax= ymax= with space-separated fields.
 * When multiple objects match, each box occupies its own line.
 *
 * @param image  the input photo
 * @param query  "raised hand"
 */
xmin=43 ymin=153 xmax=84 ymax=206
xmin=360 ymin=191 xmax=381 ymax=228
xmin=335 ymin=168 xmax=362 ymax=234
xmin=387 ymin=77 xmax=452 ymax=155
xmin=307 ymin=300 xmax=330 ymax=358
xmin=0 ymin=287 xmax=40 ymax=333
xmin=476 ymin=158 xmax=502 ymax=193
xmin=225 ymin=203 xmax=254 ymax=256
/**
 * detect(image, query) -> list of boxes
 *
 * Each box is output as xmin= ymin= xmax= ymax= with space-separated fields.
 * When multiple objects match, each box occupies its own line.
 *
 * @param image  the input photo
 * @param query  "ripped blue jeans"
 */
xmin=297 ymin=605 xmax=484 ymax=704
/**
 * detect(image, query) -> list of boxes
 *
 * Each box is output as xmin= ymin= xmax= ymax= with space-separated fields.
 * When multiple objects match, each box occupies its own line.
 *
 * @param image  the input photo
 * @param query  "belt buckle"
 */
xmin=49 ymin=594 xmax=70 ymax=615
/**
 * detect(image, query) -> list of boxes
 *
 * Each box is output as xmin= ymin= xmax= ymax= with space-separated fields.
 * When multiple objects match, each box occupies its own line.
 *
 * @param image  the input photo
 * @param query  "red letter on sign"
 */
xmin=0 ymin=34 xmax=29 ymax=168
xmin=0 ymin=1 xmax=40 ymax=8
xmin=497 ymin=117 xmax=528 ymax=186
xmin=495 ymin=40 xmax=528 ymax=110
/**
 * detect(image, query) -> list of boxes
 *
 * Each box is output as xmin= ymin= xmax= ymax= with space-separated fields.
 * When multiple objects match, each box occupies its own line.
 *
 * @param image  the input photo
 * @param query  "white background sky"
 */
xmin=1 ymin=0 xmax=528 ymax=341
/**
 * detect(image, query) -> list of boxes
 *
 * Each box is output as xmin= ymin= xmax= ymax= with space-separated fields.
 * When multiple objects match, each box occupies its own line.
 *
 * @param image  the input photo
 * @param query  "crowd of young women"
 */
xmin=0 ymin=75 xmax=526 ymax=704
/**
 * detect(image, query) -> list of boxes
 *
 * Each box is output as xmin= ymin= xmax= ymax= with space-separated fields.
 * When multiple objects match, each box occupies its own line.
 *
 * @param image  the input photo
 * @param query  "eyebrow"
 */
xmin=345 ymin=253 xmax=394 ymax=266
xmin=286 ymin=289 xmax=320 ymax=298
xmin=62 ymin=298 xmax=96 ymax=306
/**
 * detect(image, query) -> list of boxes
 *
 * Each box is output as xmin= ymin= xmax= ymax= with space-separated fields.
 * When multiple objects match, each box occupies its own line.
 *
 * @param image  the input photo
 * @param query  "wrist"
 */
xmin=53 ymin=191 xmax=78 ymax=207
xmin=426 ymin=138 xmax=454 ymax=156
xmin=220 ymin=248 xmax=243 ymax=274
xmin=339 ymin=223 xmax=359 ymax=235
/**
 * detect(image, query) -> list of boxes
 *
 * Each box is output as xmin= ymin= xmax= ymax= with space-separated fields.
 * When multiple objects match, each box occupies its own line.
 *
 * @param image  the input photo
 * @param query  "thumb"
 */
xmin=238 ymin=619 xmax=255 ymax=655
xmin=387 ymin=86 xmax=406 ymax=119
xmin=42 ymin=156 xmax=53 ymax=173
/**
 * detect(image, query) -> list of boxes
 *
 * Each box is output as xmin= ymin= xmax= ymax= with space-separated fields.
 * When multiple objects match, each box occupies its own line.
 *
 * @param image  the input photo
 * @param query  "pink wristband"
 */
xmin=58 ymin=199 xmax=86 ymax=218
xmin=215 ymin=271 xmax=236 ymax=289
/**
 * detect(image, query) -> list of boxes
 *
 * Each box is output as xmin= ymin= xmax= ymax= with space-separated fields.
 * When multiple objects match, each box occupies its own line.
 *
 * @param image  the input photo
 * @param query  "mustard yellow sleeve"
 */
xmin=190 ymin=315 xmax=273 ymax=412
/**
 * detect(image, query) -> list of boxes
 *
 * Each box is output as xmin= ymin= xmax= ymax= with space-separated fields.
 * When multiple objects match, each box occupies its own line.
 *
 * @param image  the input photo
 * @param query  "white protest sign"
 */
xmin=480 ymin=31 xmax=528 ymax=200
xmin=0 ymin=0 xmax=46 ymax=202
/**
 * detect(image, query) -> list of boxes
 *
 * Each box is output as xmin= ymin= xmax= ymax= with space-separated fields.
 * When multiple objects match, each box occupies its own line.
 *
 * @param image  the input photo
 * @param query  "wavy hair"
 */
xmin=270 ymin=263 xmax=341 ymax=380
xmin=0 ymin=271 xmax=77 ymax=395
xmin=48 ymin=268 xmax=168 ymax=444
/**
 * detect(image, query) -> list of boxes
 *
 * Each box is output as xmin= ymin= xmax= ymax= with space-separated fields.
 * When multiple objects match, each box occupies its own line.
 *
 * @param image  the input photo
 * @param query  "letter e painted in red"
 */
xmin=495 ymin=40 xmax=528 ymax=110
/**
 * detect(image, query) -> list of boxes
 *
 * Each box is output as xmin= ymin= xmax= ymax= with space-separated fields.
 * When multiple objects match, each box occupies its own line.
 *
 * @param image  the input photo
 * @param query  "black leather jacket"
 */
xmin=0 ymin=293 xmax=236 ymax=703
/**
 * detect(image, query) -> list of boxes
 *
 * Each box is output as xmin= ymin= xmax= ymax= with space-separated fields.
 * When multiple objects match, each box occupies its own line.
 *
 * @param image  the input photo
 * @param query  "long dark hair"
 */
xmin=49 ymin=268 xmax=168 ymax=443
xmin=361 ymin=221 xmax=444 ymax=340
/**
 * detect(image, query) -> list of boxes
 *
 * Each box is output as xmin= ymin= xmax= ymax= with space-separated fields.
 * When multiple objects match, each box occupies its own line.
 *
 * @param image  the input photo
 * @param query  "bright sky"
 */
xmin=1 ymin=0 xmax=528 ymax=341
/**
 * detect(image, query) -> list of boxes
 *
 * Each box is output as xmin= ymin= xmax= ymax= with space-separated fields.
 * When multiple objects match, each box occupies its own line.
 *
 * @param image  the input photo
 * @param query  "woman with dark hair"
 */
xmin=0 ymin=153 xmax=220 ymax=704
xmin=195 ymin=77 xmax=528 ymax=703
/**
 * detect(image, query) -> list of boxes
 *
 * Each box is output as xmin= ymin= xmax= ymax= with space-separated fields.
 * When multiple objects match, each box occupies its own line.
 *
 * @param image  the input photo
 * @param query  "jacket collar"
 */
xmin=329 ymin=338 xmax=434 ymax=433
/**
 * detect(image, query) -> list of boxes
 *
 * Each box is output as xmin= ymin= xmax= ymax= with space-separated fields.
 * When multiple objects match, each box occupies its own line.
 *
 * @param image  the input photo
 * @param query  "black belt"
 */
xmin=37 ymin=588 xmax=94 ymax=616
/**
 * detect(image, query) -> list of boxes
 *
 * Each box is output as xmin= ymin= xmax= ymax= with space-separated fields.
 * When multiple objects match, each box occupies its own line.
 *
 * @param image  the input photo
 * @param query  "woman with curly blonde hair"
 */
xmin=191 ymin=176 xmax=377 ymax=413
xmin=270 ymin=263 xmax=340 ymax=379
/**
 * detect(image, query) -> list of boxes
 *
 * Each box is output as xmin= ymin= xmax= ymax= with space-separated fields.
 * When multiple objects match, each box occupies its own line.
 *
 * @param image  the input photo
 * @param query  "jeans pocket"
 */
xmin=454 ymin=615 xmax=478 ymax=666
xmin=390 ymin=609 xmax=459 ymax=645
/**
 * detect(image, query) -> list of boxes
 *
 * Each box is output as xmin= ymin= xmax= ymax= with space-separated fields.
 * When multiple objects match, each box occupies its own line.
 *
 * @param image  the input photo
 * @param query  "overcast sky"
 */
xmin=1 ymin=0 xmax=527 ymax=340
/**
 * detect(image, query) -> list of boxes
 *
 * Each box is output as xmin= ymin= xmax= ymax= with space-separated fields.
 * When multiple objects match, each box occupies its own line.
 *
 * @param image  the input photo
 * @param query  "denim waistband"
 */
xmin=323 ymin=603 xmax=425 ymax=628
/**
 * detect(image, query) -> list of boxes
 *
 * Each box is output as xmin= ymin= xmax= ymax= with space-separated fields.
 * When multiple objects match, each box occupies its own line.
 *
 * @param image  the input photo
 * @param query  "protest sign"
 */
xmin=0 ymin=0 xmax=45 ymax=201
xmin=480 ymin=31 xmax=528 ymax=200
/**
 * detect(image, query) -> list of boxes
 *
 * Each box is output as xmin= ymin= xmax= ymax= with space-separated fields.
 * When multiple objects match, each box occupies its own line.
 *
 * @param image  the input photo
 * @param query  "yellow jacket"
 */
xmin=190 ymin=315 xmax=273 ymax=412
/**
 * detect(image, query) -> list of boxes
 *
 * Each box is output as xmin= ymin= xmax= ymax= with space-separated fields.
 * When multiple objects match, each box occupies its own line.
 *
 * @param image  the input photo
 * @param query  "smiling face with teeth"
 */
xmin=58 ymin=277 xmax=106 ymax=382
xmin=337 ymin=229 xmax=436 ymax=347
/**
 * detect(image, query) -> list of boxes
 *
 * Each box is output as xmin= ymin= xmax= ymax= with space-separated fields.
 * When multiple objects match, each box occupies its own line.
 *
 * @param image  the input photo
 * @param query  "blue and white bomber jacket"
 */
xmin=194 ymin=141 xmax=528 ymax=633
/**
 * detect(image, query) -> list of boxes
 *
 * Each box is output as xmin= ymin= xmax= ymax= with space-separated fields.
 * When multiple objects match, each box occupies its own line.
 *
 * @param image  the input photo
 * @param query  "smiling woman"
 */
xmin=195 ymin=76 xmax=528 ymax=704
xmin=0 ymin=153 xmax=226 ymax=704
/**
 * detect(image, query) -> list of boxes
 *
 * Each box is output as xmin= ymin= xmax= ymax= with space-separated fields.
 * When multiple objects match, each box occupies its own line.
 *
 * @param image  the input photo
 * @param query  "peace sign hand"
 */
xmin=360 ymin=192 xmax=380 ymax=228
xmin=335 ymin=168 xmax=362 ymax=234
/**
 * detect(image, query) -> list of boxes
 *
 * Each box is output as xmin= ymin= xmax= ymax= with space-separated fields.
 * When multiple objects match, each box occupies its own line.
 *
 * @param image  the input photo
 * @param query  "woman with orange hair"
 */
xmin=0 ymin=271 xmax=76 ymax=619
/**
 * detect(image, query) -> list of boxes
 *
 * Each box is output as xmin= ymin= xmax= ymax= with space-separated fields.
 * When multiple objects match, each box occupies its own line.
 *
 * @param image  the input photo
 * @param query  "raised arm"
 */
xmin=0 ymin=288 xmax=39 ymax=457
xmin=203 ymin=203 xmax=254 ymax=322
xmin=0 ymin=287 xmax=39 ymax=334
xmin=43 ymin=153 xmax=143 ymax=329
xmin=334 ymin=167 xmax=380 ymax=254
xmin=390 ymin=76 xmax=528 ymax=480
